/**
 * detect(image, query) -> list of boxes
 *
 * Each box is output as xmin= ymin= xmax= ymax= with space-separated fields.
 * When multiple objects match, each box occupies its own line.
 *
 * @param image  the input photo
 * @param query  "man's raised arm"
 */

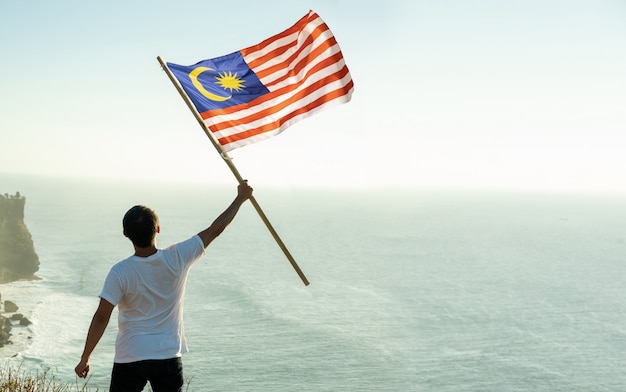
xmin=198 ymin=182 xmax=253 ymax=248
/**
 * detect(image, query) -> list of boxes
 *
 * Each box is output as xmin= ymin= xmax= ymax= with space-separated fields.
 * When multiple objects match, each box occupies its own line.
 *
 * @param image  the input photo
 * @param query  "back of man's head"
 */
xmin=123 ymin=205 xmax=159 ymax=248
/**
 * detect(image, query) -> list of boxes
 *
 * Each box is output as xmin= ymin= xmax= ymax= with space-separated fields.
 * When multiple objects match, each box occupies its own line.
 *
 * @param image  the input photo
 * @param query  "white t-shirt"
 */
xmin=100 ymin=235 xmax=205 ymax=363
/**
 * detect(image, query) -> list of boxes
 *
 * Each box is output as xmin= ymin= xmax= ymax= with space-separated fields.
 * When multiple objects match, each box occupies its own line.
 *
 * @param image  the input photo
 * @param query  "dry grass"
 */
xmin=0 ymin=363 xmax=196 ymax=392
xmin=0 ymin=363 xmax=200 ymax=392
xmin=0 ymin=364 xmax=97 ymax=392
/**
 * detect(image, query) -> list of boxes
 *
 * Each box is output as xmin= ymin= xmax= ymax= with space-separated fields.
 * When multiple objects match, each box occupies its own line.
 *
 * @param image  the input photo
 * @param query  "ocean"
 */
xmin=1 ymin=173 xmax=626 ymax=391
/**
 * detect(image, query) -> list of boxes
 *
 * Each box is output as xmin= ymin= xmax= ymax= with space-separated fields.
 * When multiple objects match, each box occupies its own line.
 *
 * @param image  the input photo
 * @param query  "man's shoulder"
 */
xmin=164 ymin=235 xmax=203 ymax=252
xmin=162 ymin=235 xmax=205 ymax=265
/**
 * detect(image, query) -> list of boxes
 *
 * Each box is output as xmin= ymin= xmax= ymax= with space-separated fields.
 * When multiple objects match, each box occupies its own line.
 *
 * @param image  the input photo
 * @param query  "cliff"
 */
xmin=0 ymin=192 xmax=39 ymax=283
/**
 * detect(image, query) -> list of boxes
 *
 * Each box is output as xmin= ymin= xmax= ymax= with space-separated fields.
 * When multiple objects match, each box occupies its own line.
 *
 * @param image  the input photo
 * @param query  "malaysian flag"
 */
xmin=166 ymin=10 xmax=354 ymax=152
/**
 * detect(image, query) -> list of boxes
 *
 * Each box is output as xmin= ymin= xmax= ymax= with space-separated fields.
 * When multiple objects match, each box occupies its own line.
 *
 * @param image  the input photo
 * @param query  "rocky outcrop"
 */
xmin=0 ymin=193 xmax=39 ymax=283
xmin=4 ymin=301 xmax=18 ymax=313
xmin=0 ymin=316 xmax=11 ymax=347
xmin=0 ymin=298 xmax=31 ymax=347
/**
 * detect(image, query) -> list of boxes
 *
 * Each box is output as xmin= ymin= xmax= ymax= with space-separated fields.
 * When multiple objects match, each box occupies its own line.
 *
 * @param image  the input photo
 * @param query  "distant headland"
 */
xmin=0 ymin=192 xmax=40 ymax=283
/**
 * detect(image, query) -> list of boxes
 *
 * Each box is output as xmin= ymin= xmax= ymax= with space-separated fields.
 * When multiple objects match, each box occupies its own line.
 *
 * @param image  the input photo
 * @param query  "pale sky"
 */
xmin=1 ymin=0 xmax=625 ymax=191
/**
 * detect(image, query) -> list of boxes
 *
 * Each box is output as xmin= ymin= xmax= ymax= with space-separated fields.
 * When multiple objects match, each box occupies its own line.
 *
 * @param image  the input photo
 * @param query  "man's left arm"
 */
xmin=75 ymin=298 xmax=115 ymax=378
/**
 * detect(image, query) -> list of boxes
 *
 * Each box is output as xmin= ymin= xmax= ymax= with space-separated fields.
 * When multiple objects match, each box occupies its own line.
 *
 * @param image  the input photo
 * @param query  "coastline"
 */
xmin=0 ymin=279 xmax=39 ymax=359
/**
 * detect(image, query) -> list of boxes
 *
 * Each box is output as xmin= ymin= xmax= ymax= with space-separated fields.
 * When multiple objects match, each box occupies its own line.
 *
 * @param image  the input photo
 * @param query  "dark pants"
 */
xmin=110 ymin=357 xmax=183 ymax=392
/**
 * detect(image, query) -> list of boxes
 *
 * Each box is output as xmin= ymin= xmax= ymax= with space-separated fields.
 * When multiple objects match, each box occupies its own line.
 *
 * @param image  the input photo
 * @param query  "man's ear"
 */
xmin=123 ymin=230 xmax=128 ymax=238
xmin=156 ymin=226 xmax=161 ymax=234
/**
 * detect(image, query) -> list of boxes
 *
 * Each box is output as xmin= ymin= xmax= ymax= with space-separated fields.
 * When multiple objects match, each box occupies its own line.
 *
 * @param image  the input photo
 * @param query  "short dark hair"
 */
xmin=123 ymin=205 xmax=159 ymax=247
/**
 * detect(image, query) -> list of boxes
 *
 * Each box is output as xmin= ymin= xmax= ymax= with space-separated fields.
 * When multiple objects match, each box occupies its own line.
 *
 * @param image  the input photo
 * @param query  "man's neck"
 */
xmin=134 ymin=245 xmax=158 ymax=257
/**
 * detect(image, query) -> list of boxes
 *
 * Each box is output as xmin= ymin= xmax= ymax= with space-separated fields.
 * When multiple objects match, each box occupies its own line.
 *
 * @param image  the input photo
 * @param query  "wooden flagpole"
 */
xmin=157 ymin=56 xmax=309 ymax=286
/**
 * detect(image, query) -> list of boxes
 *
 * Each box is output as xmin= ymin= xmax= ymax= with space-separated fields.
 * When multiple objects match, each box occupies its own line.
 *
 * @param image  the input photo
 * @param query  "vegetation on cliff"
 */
xmin=0 ymin=363 xmax=102 ymax=391
xmin=0 ymin=193 xmax=39 ymax=283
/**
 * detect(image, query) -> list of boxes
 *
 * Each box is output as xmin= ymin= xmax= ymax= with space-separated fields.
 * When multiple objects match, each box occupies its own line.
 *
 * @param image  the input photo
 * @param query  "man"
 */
xmin=75 ymin=181 xmax=253 ymax=391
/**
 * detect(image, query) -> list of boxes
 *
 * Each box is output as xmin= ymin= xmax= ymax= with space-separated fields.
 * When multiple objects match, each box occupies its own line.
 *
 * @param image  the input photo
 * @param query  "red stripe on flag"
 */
xmin=239 ymin=11 xmax=313 ymax=58
xmin=210 ymin=68 xmax=352 ymax=142
xmin=264 ymin=35 xmax=337 ymax=89
xmin=206 ymin=63 xmax=351 ymax=132
xmin=246 ymin=21 xmax=330 ymax=80
xmin=215 ymin=79 xmax=354 ymax=146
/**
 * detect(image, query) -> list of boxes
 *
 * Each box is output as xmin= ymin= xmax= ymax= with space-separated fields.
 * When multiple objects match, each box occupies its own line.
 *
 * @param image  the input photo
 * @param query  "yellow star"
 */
xmin=215 ymin=71 xmax=245 ymax=92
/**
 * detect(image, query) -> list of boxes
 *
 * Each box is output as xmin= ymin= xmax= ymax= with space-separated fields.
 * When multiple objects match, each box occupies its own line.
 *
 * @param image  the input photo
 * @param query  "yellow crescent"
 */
xmin=189 ymin=66 xmax=232 ymax=102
